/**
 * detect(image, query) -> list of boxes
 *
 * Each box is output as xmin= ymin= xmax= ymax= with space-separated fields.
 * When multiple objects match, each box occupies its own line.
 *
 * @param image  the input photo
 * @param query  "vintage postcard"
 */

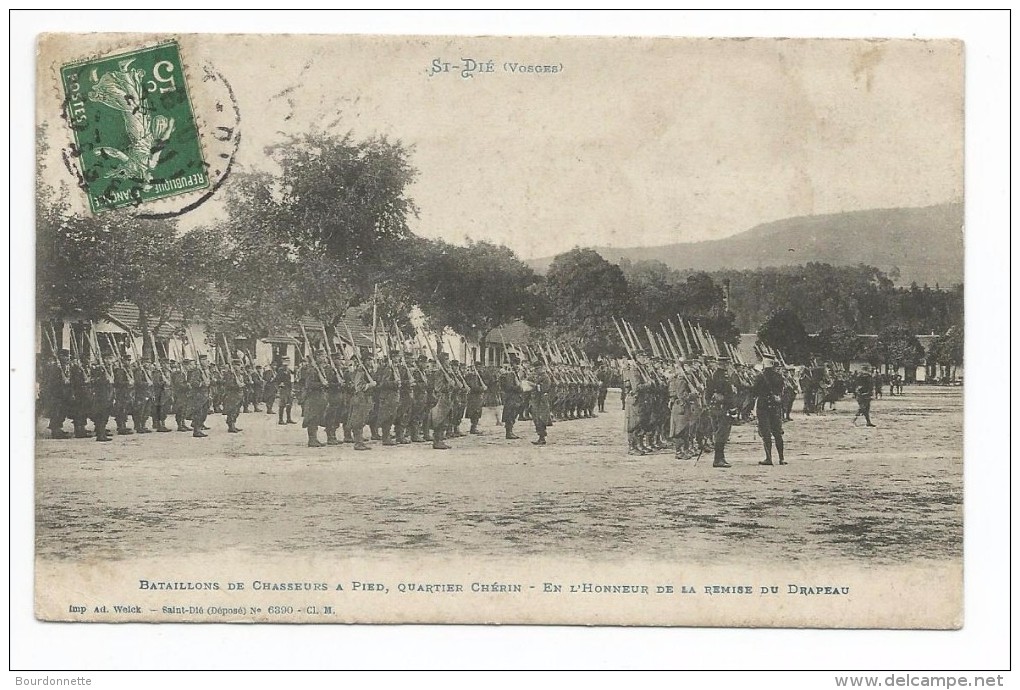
xmin=34 ymin=33 xmax=964 ymax=627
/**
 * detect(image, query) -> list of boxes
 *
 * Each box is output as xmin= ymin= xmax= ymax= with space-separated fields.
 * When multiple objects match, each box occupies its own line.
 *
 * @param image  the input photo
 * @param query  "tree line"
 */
xmin=37 ymin=129 xmax=962 ymax=372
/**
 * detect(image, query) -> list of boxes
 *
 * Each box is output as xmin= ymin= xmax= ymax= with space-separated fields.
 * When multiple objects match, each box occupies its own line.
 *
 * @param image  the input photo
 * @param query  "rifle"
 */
xmin=341 ymin=319 xmax=376 ymax=383
xmin=299 ymin=324 xmax=328 ymax=385
xmin=321 ymin=325 xmax=343 ymax=380
xmin=668 ymin=318 xmax=688 ymax=358
xmin=612 ymin=316 xmax=648 ymax=383
xmin=420 ymin=330 xmax=453 ymax=383
xmin=187 ymin=326 xmax=209 ymax=384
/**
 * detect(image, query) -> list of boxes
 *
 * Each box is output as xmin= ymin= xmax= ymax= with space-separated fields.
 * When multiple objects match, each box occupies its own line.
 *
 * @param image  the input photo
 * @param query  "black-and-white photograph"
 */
xmin=31 ymin=30 xmax=967 ymax=631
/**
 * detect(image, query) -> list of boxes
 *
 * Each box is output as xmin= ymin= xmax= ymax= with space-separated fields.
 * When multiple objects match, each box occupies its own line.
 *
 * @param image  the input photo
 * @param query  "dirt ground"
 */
xmin=35 ymin=386 xmax=963 ymax=567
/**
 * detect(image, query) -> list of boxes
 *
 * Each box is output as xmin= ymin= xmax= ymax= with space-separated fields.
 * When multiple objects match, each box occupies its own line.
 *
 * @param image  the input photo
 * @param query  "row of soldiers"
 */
xmin=622 ymin=353 xmax=799 ymax=467
xmin=39 ymin=342 xmax=612 ymax=450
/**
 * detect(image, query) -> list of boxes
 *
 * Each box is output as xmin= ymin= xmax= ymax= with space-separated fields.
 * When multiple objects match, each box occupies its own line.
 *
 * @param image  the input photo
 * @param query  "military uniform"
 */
xmin=853 ymin=367 xmax=877 ymax=427
xmin=391 ymin=359 xmax=413 ymax=444
xmin=498 ymin=361 xmax=523 ymax=440
xmin=91 ymin=357 xmax=116 ymax=442
xmin=428 ymin=359 xmax=453 ymax=450
xmin=348 ymin=358 xmax=376 ymax=450
xmin=751 ymin=361 xmax=786 ymax=465
xmin=531 ymin=366 xmax=553 ymax=445
xmin=172 ymin=361 xmax=192 ymax=431
xmin=112 ymin=356 xmax=135 ymax=435
xmin=705 ymin=359 xmax=736 ymax=467
xmin=374 ymin=357 xmax=400 ymax=446
xmin=131 ymin=359 xmax=153 ymax=433
xmin=323 ymin=354 xmax=348 ymax=446
xmin=465 ymin=364 xmax=486 ymax=434
xmin=151 ymin=361 xmax=173 ymax=432
xmin=275 ymin=361 xmax=296 ymax=425
xmin=222 ymin=360 xmax=245 ymax=433
xmin=187 ymin=359 xmax=211 ymax=437
xmin=41 ymin=352 xmax=72 ymax=438
xmin=300 ymin=355 xmax=329 ymax=446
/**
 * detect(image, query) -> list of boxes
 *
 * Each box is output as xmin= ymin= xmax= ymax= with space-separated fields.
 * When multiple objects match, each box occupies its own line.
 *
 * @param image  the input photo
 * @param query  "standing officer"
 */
xmin=705 ymin=356 xmax=736 ymax=468
xmin=751 ymin=356 xmax=787 ymax=466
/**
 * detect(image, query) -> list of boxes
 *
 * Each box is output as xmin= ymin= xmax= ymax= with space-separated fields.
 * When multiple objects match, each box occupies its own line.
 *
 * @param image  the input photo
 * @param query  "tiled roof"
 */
xmin=104 ymin=303 xmax=182 ymax=338
xmin=486 ymin=320 xmax=531 ymax=345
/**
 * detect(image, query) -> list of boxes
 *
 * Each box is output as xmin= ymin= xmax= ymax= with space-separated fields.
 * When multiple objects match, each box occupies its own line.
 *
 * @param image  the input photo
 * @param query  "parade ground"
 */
xmin=35 ymin=386 xmax=962 ymax=567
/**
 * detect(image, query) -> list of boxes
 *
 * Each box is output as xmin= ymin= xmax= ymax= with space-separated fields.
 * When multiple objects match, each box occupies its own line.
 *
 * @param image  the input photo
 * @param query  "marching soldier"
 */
xmin=374 ymin=354 xmax=400 ymax=446
xmin=41 ymin=348 xmax=72 ymax=439
xmin=498 ymin=355 xmax=523 ymax=440
xmin=465 ymin=361 xmax=487 ymax=434
xmin=348 ymin=349 xmax=376 ymax=451
xmin=69 ymin=352 xmax=93 ymax=438
xmin=531 ymin=361 xmax=553 ymax=445
xmin=222 ymin=358 xmax=245 ymax=434
xmin=411 ymin=355 xmax=431 ymax=443
xmin=113 ymin=352 xmax=135 ymax=435
xmin=392 ymin=353 xmax=414 ymax=445
xmin=132 ymin=355 xmax=154 ymax=434
xmin=323 ymin=351 xmax=348 ymax=446
xmin=187 ymin=356 xmax=211 ymax=438
xmin=300 ymin=350 xmax=329 ymax=447
xmin=151 ymin=358 xmax=173 ymax=432
xmin=173 ymin=359 xmax=192 ymax=431
xmin=91 ymin=352 xmax=116 ymax=442
xmin=428 ymin=353 xmax=453 ymax=450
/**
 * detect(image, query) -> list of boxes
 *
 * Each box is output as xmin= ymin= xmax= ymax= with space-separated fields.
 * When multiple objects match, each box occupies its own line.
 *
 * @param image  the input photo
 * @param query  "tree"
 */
xmin=815 ymin=325 xmax=861 ymax=367
xmin=410 ymin=239 xmax=543 ymax=354
xmin=876 ymin=325 xmax=925 ymax=376
xmin=213 ymin=131 xmax=420 ymax=338
xmin=930 ymin=325 xmax=963 ymax=381
xmin=542 ymin=249 xmax=632 ymax=357
xmin=757 ymin=308 xmax=812 ymax=364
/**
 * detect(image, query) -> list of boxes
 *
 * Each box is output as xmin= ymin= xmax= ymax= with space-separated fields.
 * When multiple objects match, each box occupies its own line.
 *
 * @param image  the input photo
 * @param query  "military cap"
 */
xmin=198 ymin=353 xmax=209 ymax=359
xmin=124 ymin=353 xmax=133 ymax=360
xmin=58 ymin=348 xmax=70 ymax=356
xmin=417 ymin=355 xmax=428 ymax=363
xmin=231 ymin=358 xmax=242 ymax=364
xmin=182 ymin=358 xmax=194 ymax=364
xmin=716 ymin=355 xmax=731 ymax=363
xmin=281 ymin=356 xmax=291 ymax=362
xmin=331 ymin=351 xmax=344 ymax=360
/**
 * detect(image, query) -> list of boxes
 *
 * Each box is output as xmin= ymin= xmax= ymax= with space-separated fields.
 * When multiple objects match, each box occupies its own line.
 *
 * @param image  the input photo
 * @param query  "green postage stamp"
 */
xmin=60 ymin=41 xmax=209 ymax=213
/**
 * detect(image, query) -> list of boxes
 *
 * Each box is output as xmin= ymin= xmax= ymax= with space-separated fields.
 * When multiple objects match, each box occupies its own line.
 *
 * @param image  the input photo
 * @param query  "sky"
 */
xmin=39 ymin=30 xmax=963 ymax=261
